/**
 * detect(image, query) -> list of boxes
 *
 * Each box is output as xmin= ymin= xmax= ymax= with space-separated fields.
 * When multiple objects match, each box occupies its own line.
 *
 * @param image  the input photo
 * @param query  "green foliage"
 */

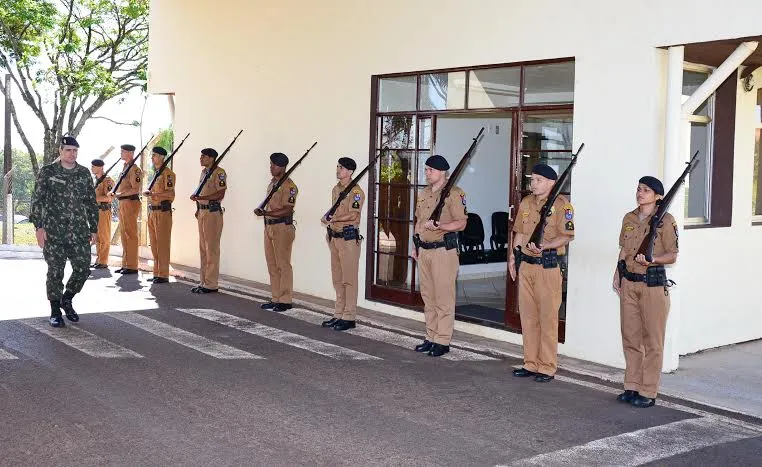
xmin=6 ymin=148 xmax=40 ymax=216
xmin=155 ymin=127 xmax=174 ymax=152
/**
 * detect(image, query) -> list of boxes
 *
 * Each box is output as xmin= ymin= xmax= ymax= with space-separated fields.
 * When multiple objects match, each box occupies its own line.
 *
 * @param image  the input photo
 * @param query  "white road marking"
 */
xmin=0 ymin=347 xmax=18 ymax=359
xmin=177 ymin=308 xmax=379 ymax=361
xmin=108 ymin=312 xmax=261 ymax=360
xmin=281 ymin=308 xmax=497 ymax=361
xmin=22 ymin=319 xmax=143 ymax=358
xmin=504 ymin=416 xmax=762 ymax=466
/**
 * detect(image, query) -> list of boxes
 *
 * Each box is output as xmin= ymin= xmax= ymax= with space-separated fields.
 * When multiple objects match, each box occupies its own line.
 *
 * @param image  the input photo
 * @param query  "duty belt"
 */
xmin=520 ymin=255 xmax=545 ymax=265
xmin=418 ymin=239 xmax=446 ymax=250
xmin=198 ymin=202 xmax=222 ymax=212
xmin=148 ymin=204 xmax=172 ymax=212
xmin=98 ymin=203 xmax=111 ymax=211
xmin=265 ymin=216 xmax=293 ymax=225
xmin=621 ymin=270 xmax=647 ymax=282
xmin=117 ymin=194 xmax=140 ymax=201
xmin=327 ymin=228 xmax=344 ymax=238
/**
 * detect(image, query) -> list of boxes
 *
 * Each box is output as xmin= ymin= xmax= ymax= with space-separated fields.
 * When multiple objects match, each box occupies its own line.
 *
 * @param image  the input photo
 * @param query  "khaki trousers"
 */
xmin=517 ymin=263 xmax=562 ymax=376
xmin=148 ymin=210 xmax=172 ymax=278
xmin=264 ymin=223 xmax=295 ymax=303
xmin=620 ymin=279 xmax=670 ymax=399
xmin=418 ymin=247 xmax=459 ymax=346
xmin=197 ymin=209 xmax=223 ymax=289
xmin=96 ymin=209 xmax=111 ymax=264
xmin=118 ymin=199 xmax=140 ymax=269
xmin=329 ymin=236 xmax=362 ymax=320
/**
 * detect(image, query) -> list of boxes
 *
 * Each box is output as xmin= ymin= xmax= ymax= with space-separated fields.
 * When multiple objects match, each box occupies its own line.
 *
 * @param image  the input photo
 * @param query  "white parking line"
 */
xmin=22 ymin=319 xmax=143 ymax=358
xmin=177 ymin=308 xmax=380 ymax=360
xmin=0 ymin=347 xmax=18 ymax=359
xmin=109 ymin=312 xmax=262 ymax=359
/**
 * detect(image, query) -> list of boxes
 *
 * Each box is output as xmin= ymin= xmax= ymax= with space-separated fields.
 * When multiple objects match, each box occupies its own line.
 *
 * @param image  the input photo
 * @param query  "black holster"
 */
xmin=645 ymin=265 xmax=667 ymax=287
xmin=342 ymin=225 xmax=363 ymax=242
xmin=513 ymin=247 xmax=522 ymax=273
xmin=443 ymin=231 xmax=458 ymax=250
xmin=541 ymin=249 xmax=559 ymax=269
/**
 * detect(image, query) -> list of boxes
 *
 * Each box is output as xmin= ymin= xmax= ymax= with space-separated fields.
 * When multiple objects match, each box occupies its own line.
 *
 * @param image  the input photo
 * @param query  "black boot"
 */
xmin=60 ymin=290 xmax=79 ymax=322
xmin=414 ymin=340 xmax=433 ymax=353
xmin=49 ymin=300 xmax=65 ymax=328
xmin=617 ymin=390 xmax=638 ymax=403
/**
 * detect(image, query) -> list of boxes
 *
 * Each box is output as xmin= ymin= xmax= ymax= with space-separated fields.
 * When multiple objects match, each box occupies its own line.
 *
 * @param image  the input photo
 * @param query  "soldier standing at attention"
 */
xmin=144 ymin=146 xmax=175 ymax=284
xmin=190 ymin=148 xmax=226 ymax=294
xmin=113 ymin=143 xmax=142 ymax=275
xmin=90 ymin=159 xmax=114 ymax=269
xmin=320 ymin=157 xmax=365 ymax=331
xmin=411 ymin=155 xmax=467 ymax=357
xmin=613 ymin=176 xmax=678 ymax=408
xmin=30 ymin=136 xmax=98 ymax=327
xmin=254 ymin=153 xmax=297 ymax=312
xmin=509 ymin=164 xmax=575 ymax=383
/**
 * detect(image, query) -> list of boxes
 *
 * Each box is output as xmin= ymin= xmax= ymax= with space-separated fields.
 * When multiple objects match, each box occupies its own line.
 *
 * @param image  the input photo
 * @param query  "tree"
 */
xmin=9 ymin=147 xmax=39 ymax=216
xmin=0 ymin=0 xmax=148 ymax=174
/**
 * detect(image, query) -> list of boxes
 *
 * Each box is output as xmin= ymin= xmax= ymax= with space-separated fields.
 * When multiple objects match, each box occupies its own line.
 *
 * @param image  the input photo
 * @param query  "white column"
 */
xmin=661 ymin=45 xmax=685 ymax=372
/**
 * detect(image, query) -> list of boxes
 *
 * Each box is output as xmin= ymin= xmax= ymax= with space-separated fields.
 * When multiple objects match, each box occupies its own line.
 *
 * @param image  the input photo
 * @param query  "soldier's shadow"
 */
xmin=114 ymin=274 xmax=144 ymax=292
xmin=88 ymin=268 xmax=113 ymax=281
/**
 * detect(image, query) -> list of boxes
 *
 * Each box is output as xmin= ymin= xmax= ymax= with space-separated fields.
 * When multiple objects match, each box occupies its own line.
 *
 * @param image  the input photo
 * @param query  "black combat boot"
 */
xmin=60 ymin=290 xmax=80 ymax=322
xmin=49 ymin=300 xmax=65 ymax=328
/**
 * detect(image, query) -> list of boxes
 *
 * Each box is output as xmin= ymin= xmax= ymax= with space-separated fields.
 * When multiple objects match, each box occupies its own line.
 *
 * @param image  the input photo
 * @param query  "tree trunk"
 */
xmin=43 ymin=130 xmax=59 ymax=166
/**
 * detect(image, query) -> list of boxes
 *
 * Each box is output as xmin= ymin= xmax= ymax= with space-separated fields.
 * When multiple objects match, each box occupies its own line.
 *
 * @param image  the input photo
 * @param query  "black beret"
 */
xmin=338 ymin=157 xmax=356 ymax=171
xmin=639 ymin=176 xmax=664 ymax=196
xmin=531 ymin=163 xmax=558 ymax=181
xmin=201 ymin=148 xmax=218 ymax=158
xmin=425 ymin=155 xmax=450 ymax=171
xmin=270 ymin=152 xmax=289 ymax=167
xmin=61 ymin=136 xmax=79 ymax=148
xmin=121 ymin=144 xmax=136 ymax=151
xmin=91 ymin=159 xmax=104 ymax=167
xmin=152 ymin=146 xmax=167 ymax=156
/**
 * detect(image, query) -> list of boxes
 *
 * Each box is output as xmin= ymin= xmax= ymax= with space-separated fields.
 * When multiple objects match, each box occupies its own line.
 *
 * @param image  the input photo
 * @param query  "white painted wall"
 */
xmin=148 ymin=0 xmax=762 ymax=370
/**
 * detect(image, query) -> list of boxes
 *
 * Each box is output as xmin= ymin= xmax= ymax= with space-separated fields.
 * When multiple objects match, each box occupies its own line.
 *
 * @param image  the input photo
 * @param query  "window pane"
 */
xmin=468 ymin=67 xmax=520 ymax=108
xmin=753 ymin=129 xmax=762 ymax=217
xmin=519 ymin=151 xmax=573 ymax=193
xmin=683 ymin=70 xmax=711 ymax=117
xmin=377 ymin=149 xmax=413 ymax=185
xmin=418 ymin=118 xmax=432 ymax=150
xmin=375 ymin=220 xmax=412 ymax=256
xmin=419 ymin=72 xmax=466 ymax=110
xmin=379 ymin=76 xmax=417 ymax=112
xmin=524 ymin=62 xmax=575 ymax=105
xmin=521 ymin=113 xmax=573 ymax=151
xmin=685 ymin=122 xmax=711 ymax=221
xmin=380 ymin=116 xmax=416 ymax=150
xmin=376 ymin=182 xmax=414 ymax=222
xmin=415 ymin=151 xmax=431 ymax=186
xmin=375 ymin=253 xmax=413 ymax=290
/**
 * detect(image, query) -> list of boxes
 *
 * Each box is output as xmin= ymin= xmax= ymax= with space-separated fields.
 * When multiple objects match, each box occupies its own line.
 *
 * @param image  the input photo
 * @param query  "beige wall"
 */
xmin=148 ymin=0 xmax=762 ymax=369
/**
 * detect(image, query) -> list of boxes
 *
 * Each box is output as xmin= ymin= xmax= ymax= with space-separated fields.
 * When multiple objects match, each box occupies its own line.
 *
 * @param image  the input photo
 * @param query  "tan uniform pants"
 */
xmin=329 ymin=236 xmax=362 ymax=320
xmin=148 ymin=209 xmax=172 ymax=278
xmin=197 ymin=209 xmax=223 ymax=289
xmin=518 ymin=262 xmax=562 ymax=376
xmin=620 ymin=279 xmax=670 ymax=399
xmin=118 ymin=199 xmax=140 ymax=269
xmin=264 ymin=223 xmax=295 ymax=303
xmin=418 ymin=247 xmax=459 ymax=346
xmin=96 ymin=209 xmax=111 ymax=264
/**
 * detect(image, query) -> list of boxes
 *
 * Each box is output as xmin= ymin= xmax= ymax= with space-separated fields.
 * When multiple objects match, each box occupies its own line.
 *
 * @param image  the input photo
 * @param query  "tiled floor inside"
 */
xmin=456 ymin=275 xmax=506 ymax=311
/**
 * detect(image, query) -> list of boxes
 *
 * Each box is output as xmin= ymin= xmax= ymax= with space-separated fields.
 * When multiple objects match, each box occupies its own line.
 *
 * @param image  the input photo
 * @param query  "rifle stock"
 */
xmin=429 ymin=127 xmax=485 ymax=225
xmin=109 ymin=135 xmax=154 ymax=195
xmin=527 ymin=143 xmax=584 ymax=246
xmin=324 ymin=147 xmax=385 ymax=221
xmin=636 ymin=150 xmax=700 ymax=261
xmin=256 ymin=141 xmax=317 ymax=211
xmin=147 ymin=133 xmax=190 ymax=191
xmin=192 ymin=130 xmax=244 ymax=198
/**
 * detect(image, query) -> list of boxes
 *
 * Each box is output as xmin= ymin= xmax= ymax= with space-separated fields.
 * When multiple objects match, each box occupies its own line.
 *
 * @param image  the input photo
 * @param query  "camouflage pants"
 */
xmin=43 ymin=238 xmax=91 ymax=301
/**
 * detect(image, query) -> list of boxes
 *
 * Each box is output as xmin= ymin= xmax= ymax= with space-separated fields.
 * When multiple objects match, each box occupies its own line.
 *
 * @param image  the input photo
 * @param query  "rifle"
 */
xmin=428 ymin=127 xmax=485 ymax=226
xmin=92 ymin=146 xmax=116 ymax=188
xmin=527 ymin=142 xmax=585 ymax=247
xmin=110 ymin=136 xmax=154 ymax=196
xmin=147 ymin=132 xmax=190 ymax=191
xmin=636 ymin=150 xmax=700 ymax=262
xmin=192 ymin=130 xmax=244 ymax=198
xmin=324 ymin=147 xmax=385 ymax=221
xmin=255 ymin=141 xmax=317 ymax=213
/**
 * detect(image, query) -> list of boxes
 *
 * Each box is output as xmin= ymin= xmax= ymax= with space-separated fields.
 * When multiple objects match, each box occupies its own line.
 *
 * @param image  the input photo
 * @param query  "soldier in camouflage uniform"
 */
xmin=30 ymin=136 xmax=99 ymax=328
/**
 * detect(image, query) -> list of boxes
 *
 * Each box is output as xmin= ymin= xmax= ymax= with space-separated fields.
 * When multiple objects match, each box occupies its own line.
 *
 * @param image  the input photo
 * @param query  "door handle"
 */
xmin=508 ymin=204 xmax=514 ymax=222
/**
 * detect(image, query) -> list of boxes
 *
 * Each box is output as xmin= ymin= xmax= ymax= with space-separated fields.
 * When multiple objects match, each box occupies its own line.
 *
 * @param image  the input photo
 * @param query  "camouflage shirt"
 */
xmin=30 ymin=162 xmax=99 ymax=240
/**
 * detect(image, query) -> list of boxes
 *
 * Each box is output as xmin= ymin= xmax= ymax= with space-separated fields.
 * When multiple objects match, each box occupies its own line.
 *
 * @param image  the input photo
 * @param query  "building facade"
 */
xmin=147 ymin=0 xmax=762 ymax=371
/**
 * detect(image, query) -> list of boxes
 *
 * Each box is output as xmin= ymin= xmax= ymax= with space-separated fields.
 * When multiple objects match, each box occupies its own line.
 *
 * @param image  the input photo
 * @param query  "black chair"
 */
xmin=490 ymin=211 xmax=509 ymax=251
xmin=458 ymin=213 xmax=485 ymax=263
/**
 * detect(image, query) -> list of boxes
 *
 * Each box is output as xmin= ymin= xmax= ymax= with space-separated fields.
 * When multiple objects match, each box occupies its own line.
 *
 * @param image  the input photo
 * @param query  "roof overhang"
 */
xmin=661 ymin=35 xmax=762 ymax=78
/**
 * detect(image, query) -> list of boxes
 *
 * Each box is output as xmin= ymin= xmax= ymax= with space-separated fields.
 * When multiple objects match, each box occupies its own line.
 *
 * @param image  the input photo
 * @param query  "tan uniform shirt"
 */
xmin=619 ymin=209 xmax=679 ymax=274
xmin=95 ymin=176 xmax=114 ymax=202
xmin=118 ymin=164 xmax=142 ymax=196
xmin=149 ymin=168 xmax=176 ymax=205
xmin=415 ymin=185 xmax=468 ymax=242
xmin=512 ymin=194 xmax=575 ymax=256
xmin=265 ymin=177 xmax=298 ymax=214
xmin=330 ymin=183 xmax=365 ymax=230
xmin=198 ymin=167 xmax=226 ymax=204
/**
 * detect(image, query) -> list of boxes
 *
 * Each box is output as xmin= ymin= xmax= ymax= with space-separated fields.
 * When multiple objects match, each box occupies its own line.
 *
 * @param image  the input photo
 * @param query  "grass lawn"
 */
xmin=0 ymin=222 xmax=37 ymax=246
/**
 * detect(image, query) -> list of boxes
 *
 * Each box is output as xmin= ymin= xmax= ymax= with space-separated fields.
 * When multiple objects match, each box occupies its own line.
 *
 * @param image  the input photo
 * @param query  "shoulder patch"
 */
xmin=565 ymin=220 xmax=575 ymax=231
xmin=624 ymin=225 xmax=634 ymax=231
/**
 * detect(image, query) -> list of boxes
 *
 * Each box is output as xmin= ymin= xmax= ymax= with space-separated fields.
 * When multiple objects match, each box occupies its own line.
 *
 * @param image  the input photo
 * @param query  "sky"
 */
xmin=0 ymin=81 xmax=173 ymax=169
